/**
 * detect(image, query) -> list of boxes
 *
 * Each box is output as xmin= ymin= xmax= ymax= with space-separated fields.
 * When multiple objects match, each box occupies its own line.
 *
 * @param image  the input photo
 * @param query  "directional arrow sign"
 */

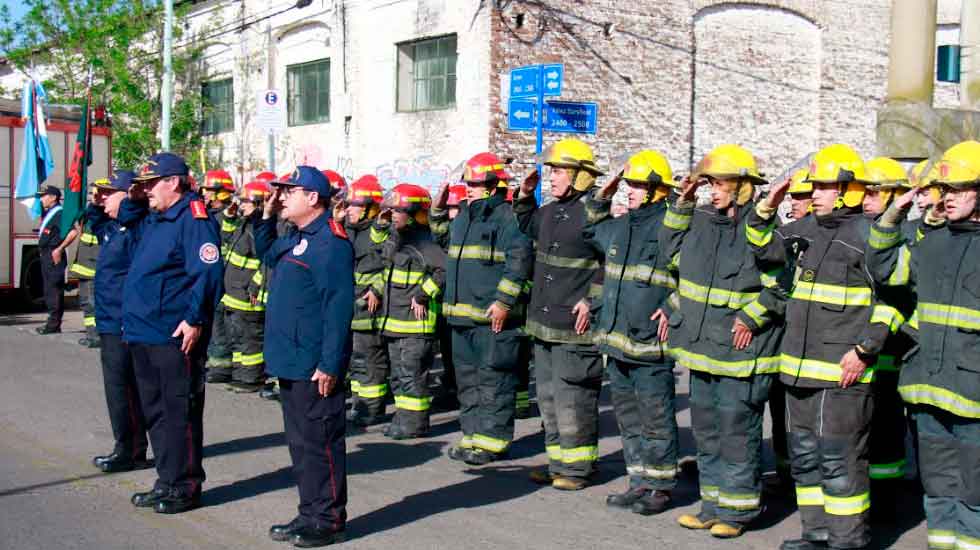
xmin=507 ymin=98 xmax=538 ymax=131
xmin=542 ymin=101 xmax=598 ymax=134
xmin=510 ymin=65 xmax=540 ymax=99
xmin=541 ymin=63 xmax=564 ymax=97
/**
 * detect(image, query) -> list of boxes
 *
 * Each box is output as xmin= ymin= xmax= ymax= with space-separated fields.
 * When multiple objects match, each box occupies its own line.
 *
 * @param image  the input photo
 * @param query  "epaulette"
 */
xmin=190 ymin=200 xmax=208 ymax=220
xmin=329 ymin=218 xmax=348 ymax=239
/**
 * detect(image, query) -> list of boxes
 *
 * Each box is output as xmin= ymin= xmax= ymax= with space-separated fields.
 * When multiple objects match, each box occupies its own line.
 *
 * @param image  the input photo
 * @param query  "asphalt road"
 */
xmin=0 ymin=307 xmax=926 ymax=549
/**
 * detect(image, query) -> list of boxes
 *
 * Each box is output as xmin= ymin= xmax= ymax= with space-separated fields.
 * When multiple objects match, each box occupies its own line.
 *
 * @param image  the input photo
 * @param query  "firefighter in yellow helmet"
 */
xmin=663 ymin=144 xmax=783 ymax=538
xmin=862 ymin=157 xmax=908 ymax=218
xmin=787 ymin=169 xmax=814 ymax=222
xmin=515 ymin=138 xmax=606 ymax=490
xmin=583 ymin=150 xmax=681 ymax=514
xmin=750 ymin=144 xmax=892 ymax=550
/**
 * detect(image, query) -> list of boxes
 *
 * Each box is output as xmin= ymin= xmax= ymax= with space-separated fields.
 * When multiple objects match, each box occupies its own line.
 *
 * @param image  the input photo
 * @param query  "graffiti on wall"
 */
xmin=374 ymin=155 xmax=454 ymax=193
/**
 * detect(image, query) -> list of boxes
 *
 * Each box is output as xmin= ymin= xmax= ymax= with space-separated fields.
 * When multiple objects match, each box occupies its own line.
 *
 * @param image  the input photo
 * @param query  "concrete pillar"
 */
xmin=886 ymin=0 xmax=937 ymax=104
xmin=961 ymin=0 xmax=980 ymax=110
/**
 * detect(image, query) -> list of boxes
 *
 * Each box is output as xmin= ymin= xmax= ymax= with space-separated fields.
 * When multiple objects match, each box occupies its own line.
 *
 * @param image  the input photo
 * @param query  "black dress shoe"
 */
xmin=35 ymin=326 xmax=60 ymax=335
xmin=269 ymin=517 xmax=307 ymax=542
xmin=93 ymin=452 xmax=152 ymax=473
xmin=606 ymin=487 xmax=649 ymax=509
xmin=131 ymin=487 xmax=169 ymax=507
xmin=259 ymin=385 xmax=280 ymax=401
xmin=779 ymin=539 xmax=829 ymax=550
xmin=155 ymin=493 xmax=201 ymax=514
xmin=291 ymin=525 xmax=346 ymax=548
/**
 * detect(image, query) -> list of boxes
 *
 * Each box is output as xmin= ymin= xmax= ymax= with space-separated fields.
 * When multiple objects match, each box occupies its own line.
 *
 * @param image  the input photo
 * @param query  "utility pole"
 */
xmin=266 ymin=23 xmax=276 ymax=173
xmin=162 ymin=0 xmax=173 ymax=150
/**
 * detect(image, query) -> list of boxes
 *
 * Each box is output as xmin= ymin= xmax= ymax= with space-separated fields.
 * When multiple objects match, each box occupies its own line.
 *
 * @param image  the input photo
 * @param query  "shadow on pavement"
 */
xmin=203 ymin=431 xmax=286 ymax=459
xmin=0 ymin=470 xmax=119 ymax=498
xmin=202 ymin=466 xmax=293 ymax=508
xmin=345 ymin=464 xmax=544 ymax=540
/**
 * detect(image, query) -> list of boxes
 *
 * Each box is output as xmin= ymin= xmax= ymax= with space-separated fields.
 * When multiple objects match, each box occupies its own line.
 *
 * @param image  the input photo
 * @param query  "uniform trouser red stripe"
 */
xmin=99 ymin=333 xmax=148 ymax=460
xmin=280 ymin=379 xmax=347 ymax=530
xmin=129 ymin=341 xmax=206 ymax=497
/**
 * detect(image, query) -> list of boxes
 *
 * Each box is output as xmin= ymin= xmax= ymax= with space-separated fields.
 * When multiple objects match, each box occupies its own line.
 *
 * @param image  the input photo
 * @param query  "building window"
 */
xmin=397 ymin=34 xmax=457 ymax=112
xmin=201 ymin=78 xmax=234 ymax=135
xmin=288 ymin=59 xmax=331 ymax=126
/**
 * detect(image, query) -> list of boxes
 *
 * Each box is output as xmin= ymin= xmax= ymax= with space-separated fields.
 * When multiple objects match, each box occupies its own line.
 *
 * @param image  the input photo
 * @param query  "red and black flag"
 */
xmin=61 ymin=76 xmax=93 ymax=239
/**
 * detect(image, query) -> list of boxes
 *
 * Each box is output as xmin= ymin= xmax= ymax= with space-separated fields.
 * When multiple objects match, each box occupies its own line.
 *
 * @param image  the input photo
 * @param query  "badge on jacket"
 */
xmin=293 ymin=238 xmax=308 ymax=256
xmin=190 ymin=200 xmax=208 ymax=219
xmin=199 ymin=242 xmax=220 ymax=264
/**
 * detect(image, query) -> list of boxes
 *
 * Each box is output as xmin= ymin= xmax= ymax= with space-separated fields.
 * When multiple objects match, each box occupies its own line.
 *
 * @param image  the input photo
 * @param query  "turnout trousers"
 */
xmin=350 ymin=330 xmax=390 ymax=419
xmin=690 ymin=370 xmax=772 ymax=524
xmin=385 ymin=336 xmax=433 ymax=435
xmin=786 ymin=384 xmax=874 ymax=549
xmin=607 ymin=358 xmax=679 ymax=491
xmin=515 ymin=337 xmax=532 ymax=416
xmin=451 ymin=326 xmax=521 ymax=454
xmin=534 ymin=340 xmax=602 ymax=479
xmin=79 ymin=279 xmax=98 ymax=340
xmin=911 ymin=405 xmax=980 ymax=550
xmin=130 ymin=341 xmax=206 ymax=498
xmin=225 ymin=308 xmax=266 ymax=384
xmin=279 ymin=378 xmax=348 ymax=531
xmin=99 ymin=333 xmax=148 ymax=460
xmin=206 ymin=303 xmax=232 ymax=375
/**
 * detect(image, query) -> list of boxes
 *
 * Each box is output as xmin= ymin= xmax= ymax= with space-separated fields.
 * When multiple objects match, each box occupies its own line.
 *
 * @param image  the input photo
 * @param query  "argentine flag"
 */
xmin=14 ymin=81 xmax=55 ymax=220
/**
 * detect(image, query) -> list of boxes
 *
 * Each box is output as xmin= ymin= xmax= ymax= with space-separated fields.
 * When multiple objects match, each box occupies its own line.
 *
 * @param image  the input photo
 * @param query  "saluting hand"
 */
xmin=650 ymin=308 xmax=669 ymax=342
xmin=765 ymin=177 xmax=791 ymax=210
xmin=486 ymin=302 xmax=509 ymax=334
xmin=311 ymin=369 xmax=337 ymax=397
xmin=597 ymin=170 xmax=623 ymax=200
xmin=520 ymin=170 xmax=540 ymax=197
xmin=679 ymin=175 xmax=702 ymax=203
xmin=172 ymin=321 xmax=201 ymax=355
xmin=572 ymin=299 xmax=591 ymax=335
xmin=894 ymin=185 xmax=919 ymax=211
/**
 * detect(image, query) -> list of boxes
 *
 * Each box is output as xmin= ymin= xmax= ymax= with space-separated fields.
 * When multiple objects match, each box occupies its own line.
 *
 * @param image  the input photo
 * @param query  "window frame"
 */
xmin=201 ymin=77 xmax=234 ymax=136
xmin=396 ymin=34 xmax=458 ymax=113
xmin=287 ymin=58 xmax=332 ymax=127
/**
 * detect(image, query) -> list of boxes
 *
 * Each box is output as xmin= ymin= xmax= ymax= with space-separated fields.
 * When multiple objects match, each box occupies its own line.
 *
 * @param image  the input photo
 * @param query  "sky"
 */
xmin=2 ymin=0 xmax=28 ymax=22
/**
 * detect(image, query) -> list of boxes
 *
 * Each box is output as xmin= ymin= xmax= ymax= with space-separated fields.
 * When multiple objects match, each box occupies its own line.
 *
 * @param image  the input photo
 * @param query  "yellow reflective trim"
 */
xmin=421 ymin=276 xmax=441 ymax=298
xmin=80 ymin=232 xmax=98 ymax=245
xmin=354 ymin=271 xmax=381 ymax=286
xmin=870 ymin=304 xmax=905 ymax=334
xmin=234 ymin=351 xmax=264 ymax=366
xmin=380 ymin=315 xmax=437 ymax=334
xmin=370 ymin=225 xmax=389 ymax=244
xmin=545 ymin=444 xmax=562 ymax=461
xmin=448 ymin=244 xmax=506 ymax=263
xmin=643 ymin=464 xmax=677 ymax=479
xmin=351 ymin=318 xmax=375 ymax=331
xmin=227 ymin=251 xmax=260 ymax=270
xmin=928 ymin=530 xmax=957 ymax=550
xmin=780 ymin=353 xmax=874 ymax=384
xmin=700 ymin=485 xmax=719 ymax=502
xmin=356 ymin=383 xmax=388 ymax=399
xmin=887 ymin=246 xmax=912 ymax=286
xmin=672 ymin=347 xmax=779 ymax=377
xmin=561 ymin=445 xmax=598 ymax=464
xmin=252 ymin=270 xmax=264 ymax=285
xmin=918 ymin=302 xmax=980 ymax=331
xmin=718 ymin=491 xmax=762 ymax=510
xmin=899 ymin=383 xmax=980 ymax=419
xmin=459 ymin=435 xmax=474 ymax=449
xmin=394 ymin=395 xmax=431 ymax=411
xmin=868 ymin=225 xmax=902 ymax=250
xmin=760 ymin=268 xmax=781 ymax=289
xmin=516 ymin=390 xmax=529 ymax=407
xmin=869 ymin=459 xmax=906 ymax=479
xmin=791 ymin=281 xmax=873 ymax=307
xmin=221 ymin=294 xmax=265 ymax=312
xmin=957 ymin=533 xmax=980 ymax=550
xmin=908 ymin=309 xmax=919 ymax=330
xmin=69 ymin=263 xmax=96 ymax=278
xmin=497 ymin=278 xmax=522 ymax=297
xmin=385 ymin=267 xmax=425 ymax=285
xmin=83 ymin=316 xmax=96 ymax=327
xmin=523 ymin=318 xmax=595 ymax=344
xmin=443 ymin=302 xmax=490 ymax=324
xmin=535 ymin=251 xmax=599 ymax=270
xmin=823 ymin=492 xmax=870 ymax=516
xmin=257 ymin=290 xmax=268 ymax=304
xmin=664 ymin=209 xmax=691 ymax=230
xmin=745 ymin=222 xmax=773 ymax=247
xmin=678 ymin=278 xmax=759 ymax=309
xmin=221 ymin=219 xmax=237 ymax=233
xmin=795 ymin=485 xmax=824 ymax=507
xmin=742 ymin=300 xmax=768 ymax=327
xmin=598 ymin=331 xmax=668 ymax=358
xmin=604 ymin=261 xmax=676 ymax=288
xmin=472 ymin=433 xmax=510 ymax=453
xmin=350 ymin=380 xmax=361 ymax=391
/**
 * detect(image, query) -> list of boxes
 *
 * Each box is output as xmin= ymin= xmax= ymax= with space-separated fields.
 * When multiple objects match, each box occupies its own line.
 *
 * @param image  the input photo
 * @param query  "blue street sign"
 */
xmin=510 ymin=65 xmax=540 ymax=98
xmin=543 ymin=101 xmax=598 ymax=134
xmin=541 ymin=63 xmax=563 ymax=96
xmin=507 ymin=99 xmax=537 ymax=131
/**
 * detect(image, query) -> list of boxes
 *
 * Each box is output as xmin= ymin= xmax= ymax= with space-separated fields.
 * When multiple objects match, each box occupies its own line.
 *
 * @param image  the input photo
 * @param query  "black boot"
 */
xmin=631 ymin=490 xmax=672 ymax=515
xmin=606 ymin=487 xmax=649 ymax=509
xmin=269 ymin=517 xmax=307 ymax=542
xmin=291 ymin=525 xmax=346 ymax=548
xmin=131 ymin=487 xmax=168 ymax=508
xmin=779 ymin=539 xmax=829 ymax=550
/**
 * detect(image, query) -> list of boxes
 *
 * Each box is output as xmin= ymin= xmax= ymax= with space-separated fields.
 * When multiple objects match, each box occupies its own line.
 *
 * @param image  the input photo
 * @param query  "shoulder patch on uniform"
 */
xmin=329 ymin=218 xmax=348 ymax=239
xmin=199 ymin=242 xmax=220 ymax=264
xmin=190 ymin=200 xmax=208 ymax=219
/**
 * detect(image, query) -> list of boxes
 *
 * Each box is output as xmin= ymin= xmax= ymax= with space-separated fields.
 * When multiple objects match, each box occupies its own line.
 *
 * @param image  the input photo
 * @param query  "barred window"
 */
xmin=288 ymin=58 xmax=330 ymax=126
xmin=201 ymin=78 xmax=234 ymax=135
xmin=397 ymin=34 xmax=457 ymax=112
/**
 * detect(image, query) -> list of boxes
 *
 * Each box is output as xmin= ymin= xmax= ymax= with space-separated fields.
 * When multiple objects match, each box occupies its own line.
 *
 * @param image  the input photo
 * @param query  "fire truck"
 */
xmin=0 ymin=97 xmax=111 ymax=306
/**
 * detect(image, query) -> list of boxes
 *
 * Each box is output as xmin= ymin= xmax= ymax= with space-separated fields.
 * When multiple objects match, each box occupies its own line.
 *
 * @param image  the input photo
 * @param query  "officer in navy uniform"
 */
xmin=254 ymin=166 xmax=353 ymax=547
xmin=123 ymin=153 xmax=223 ymax=514
xmin=35 ymin=185 xmax=68 ymax=334
xmin=89 ymin=170 xmax=153 ymax=473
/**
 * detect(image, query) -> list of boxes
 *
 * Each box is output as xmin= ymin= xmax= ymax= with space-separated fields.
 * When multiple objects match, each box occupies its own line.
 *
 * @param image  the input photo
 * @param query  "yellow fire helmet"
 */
xmin=621 ymin=150 xmax=675 ymax=204
xmin=787 ymin=169 xmax=812 ymax=196
xmin=934 ymin=140 xmax=980 ymax=189
xmin=541 ymin=138 xmax=605 ymax=192
xmin=805 ymin=144 xmax=867 ymax=208
xmin=692 ymin=144 xmax=765 ymax=206
xmin=864 ymin=157 xmax=909 ymax=206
